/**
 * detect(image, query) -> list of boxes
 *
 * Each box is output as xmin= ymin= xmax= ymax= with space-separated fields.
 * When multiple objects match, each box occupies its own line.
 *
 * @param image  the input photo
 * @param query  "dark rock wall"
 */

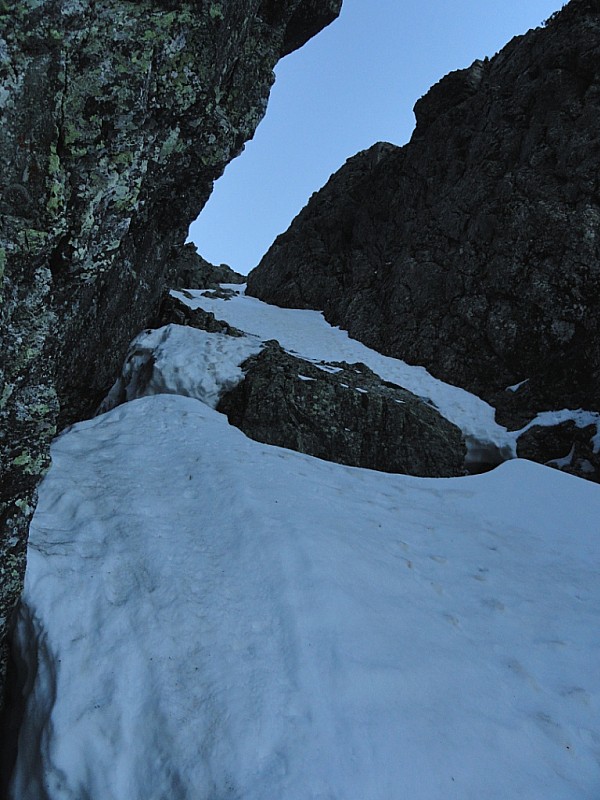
xmin=0 ymin=0 xmax=341 ymax=699
xmin=167 ymin=243 xmax=245 ymax=289
xmin=248 ymin=0 xmax=600 ymax=412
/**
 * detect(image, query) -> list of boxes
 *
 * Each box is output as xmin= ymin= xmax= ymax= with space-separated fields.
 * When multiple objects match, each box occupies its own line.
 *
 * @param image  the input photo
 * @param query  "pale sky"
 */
xmin=188 ymin=0 xmax=563 ymax=275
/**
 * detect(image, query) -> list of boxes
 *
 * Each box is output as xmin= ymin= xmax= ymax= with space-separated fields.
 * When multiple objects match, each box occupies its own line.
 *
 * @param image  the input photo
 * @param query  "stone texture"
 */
xmin=154 ymin=293 xmax=244 ymax=337
xmin=217 ymin=342 xmax=466 ymax=477
xmin=0 ymin=0 xmax=341 ymax=702
xmin=167 ymin=242 xmax=245 ymax=289
xmin=247 ymin=0 xmax=600 ymax=417
xmin=516 ymin=421 xmax=600 ymax=482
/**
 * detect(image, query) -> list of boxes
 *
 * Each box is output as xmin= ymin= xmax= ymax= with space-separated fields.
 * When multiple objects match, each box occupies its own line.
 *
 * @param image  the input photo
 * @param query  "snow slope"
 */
xmin=174 ymin=286 xmax=516 ymax=464
xmin=9 ymin=288 xmax=600 ymax=799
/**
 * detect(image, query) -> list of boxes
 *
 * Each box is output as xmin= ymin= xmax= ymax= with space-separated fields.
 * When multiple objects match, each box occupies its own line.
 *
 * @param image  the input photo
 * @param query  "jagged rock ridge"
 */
xmin=166 ymin=243 xmax=245 ymax=290
xmin=0 ymin=0 xmax=341 ymax=703
xmin=248 ymin=0 xmax=600 ymax=425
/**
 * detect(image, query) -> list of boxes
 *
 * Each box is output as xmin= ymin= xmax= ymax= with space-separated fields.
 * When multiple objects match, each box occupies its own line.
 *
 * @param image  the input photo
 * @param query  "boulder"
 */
xmin=217 ymin=343 xmax=466 ymax=477
xmin=517 ymin=420 xmax=600 ymax=482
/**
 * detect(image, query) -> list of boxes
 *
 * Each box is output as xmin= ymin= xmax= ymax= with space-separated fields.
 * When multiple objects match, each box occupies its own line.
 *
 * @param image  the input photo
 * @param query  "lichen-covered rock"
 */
xmin=166 ymin=243 xmax=245 ymax=289
xmin=217 ymin=343 xmax=466 ymax=477
xmin=247 ymin=0 xmax=600 ymax=416
xmin=0 ymin=0 xmax=341 ymax=701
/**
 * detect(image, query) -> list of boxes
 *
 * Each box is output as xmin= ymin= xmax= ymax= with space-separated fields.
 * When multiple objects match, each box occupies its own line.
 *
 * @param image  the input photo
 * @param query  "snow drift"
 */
xmin=9 ymin=394 xmax=600 ymax=799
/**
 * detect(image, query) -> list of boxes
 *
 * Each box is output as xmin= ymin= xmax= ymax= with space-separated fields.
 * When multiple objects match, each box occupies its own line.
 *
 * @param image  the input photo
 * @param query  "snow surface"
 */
xmin=11 ymin=396 xmax=600 ymax=799
xmin=100 ymin=324 xmax=263 ymax=412
xmin=10 ymin=285 xmax=600 ymax=799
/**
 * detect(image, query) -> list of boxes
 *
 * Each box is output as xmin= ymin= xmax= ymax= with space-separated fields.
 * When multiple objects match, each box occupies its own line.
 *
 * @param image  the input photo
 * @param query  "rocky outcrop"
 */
xmin=167 ymin=243 xmax=245 ymax=289
xmin=217 ymin=343 xmax=466 ymax=476
xmin=155 ymin=294 xmax=244 ymax=336
xmin=0 ymin=0 xmax=341 ymax=701
xmin=248 ymin=1 xmax=600 ymax=419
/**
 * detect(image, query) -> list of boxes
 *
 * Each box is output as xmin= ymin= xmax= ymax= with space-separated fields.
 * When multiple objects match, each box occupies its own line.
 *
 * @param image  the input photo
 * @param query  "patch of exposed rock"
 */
xmin=217 ymin=343 xmax=466 ymax=477
xmin=0 ymin=0 xmax=341 ymax=702
xmin=167 ymin=243 xmax=245 ymax=290
xmin=517 ymin=420 xmax=600 ymax=482
xmin=155 ymin=294 xmax=244 ymax=337
xmin=248 ymin=0 xmax=600 ymax=427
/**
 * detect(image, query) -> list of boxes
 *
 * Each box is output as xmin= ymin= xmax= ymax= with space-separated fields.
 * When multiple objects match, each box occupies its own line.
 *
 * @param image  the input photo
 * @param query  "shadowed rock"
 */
xmin=248 ymin=0 xmax=600 ymax=432
xmin=517 ymin=420 xmax=600 ymax=482
xmin=167 ymin=243 xmax=245 ymax=290
xmin=218 ymin=343 xmax=466 ymax=477
xmin=154 ymin=294 xmax=244 ymax=337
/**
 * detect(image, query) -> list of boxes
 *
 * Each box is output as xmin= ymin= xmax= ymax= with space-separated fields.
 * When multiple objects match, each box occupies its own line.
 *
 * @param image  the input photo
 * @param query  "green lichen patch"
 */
xmin=209 ymin=3 xmax=224 ymax=21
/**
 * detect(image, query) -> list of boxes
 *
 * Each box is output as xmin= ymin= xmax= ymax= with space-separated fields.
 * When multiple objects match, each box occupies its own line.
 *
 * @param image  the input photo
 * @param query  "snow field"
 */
xmin=10 ymin=395 xmax=600 ymax=799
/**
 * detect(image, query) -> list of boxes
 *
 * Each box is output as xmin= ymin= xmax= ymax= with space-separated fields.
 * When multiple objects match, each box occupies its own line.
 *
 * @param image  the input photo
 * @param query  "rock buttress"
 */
xmin=218 ymin=342 xmax=467 ymax=477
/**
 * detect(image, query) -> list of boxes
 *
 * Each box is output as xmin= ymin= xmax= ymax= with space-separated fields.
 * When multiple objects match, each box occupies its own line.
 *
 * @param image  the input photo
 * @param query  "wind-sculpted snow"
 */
xmin=101 ymin=324 xmax=263 ymax=412
xmin=10 ymin=394 xmax=600 ymax=799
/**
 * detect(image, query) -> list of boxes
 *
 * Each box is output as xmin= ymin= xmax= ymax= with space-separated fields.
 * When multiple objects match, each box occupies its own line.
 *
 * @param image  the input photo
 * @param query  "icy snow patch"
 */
xmin=100 ymin=324 xmax=262 ymax=411
xmin=506 ymin=378 xmax=529 ymax=392
xmin=10 ymin=395 xmax=600 ymax=800
xmin=549 ymin=445 xmax=576 ymax=469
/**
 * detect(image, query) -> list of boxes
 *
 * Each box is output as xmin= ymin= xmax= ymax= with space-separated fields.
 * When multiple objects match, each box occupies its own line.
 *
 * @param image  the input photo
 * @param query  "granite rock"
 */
xmin=248 ymin=1 xmax=600 ymax=419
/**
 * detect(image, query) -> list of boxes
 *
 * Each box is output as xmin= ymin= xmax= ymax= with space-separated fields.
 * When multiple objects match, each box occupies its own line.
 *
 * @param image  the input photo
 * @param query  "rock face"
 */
xmin=517 ymin=421 xmax=600 ymax=481
xmin=167 ymin=243 xmax=245 ymax=289
xmin=247 ymin=1 xmax=600 ymax=417
xmin=217 ymin=343 xmax=466 ymax=477
xmin=155 ymin=294 xmax=244 ymax=337
xmin=0 ymin=0 xmax=341 ymax=700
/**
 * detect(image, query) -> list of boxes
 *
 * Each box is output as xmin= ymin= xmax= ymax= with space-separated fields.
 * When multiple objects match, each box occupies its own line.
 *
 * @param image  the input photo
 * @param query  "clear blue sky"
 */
xmin=188 ymin=0 xmax=563 ymax=275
